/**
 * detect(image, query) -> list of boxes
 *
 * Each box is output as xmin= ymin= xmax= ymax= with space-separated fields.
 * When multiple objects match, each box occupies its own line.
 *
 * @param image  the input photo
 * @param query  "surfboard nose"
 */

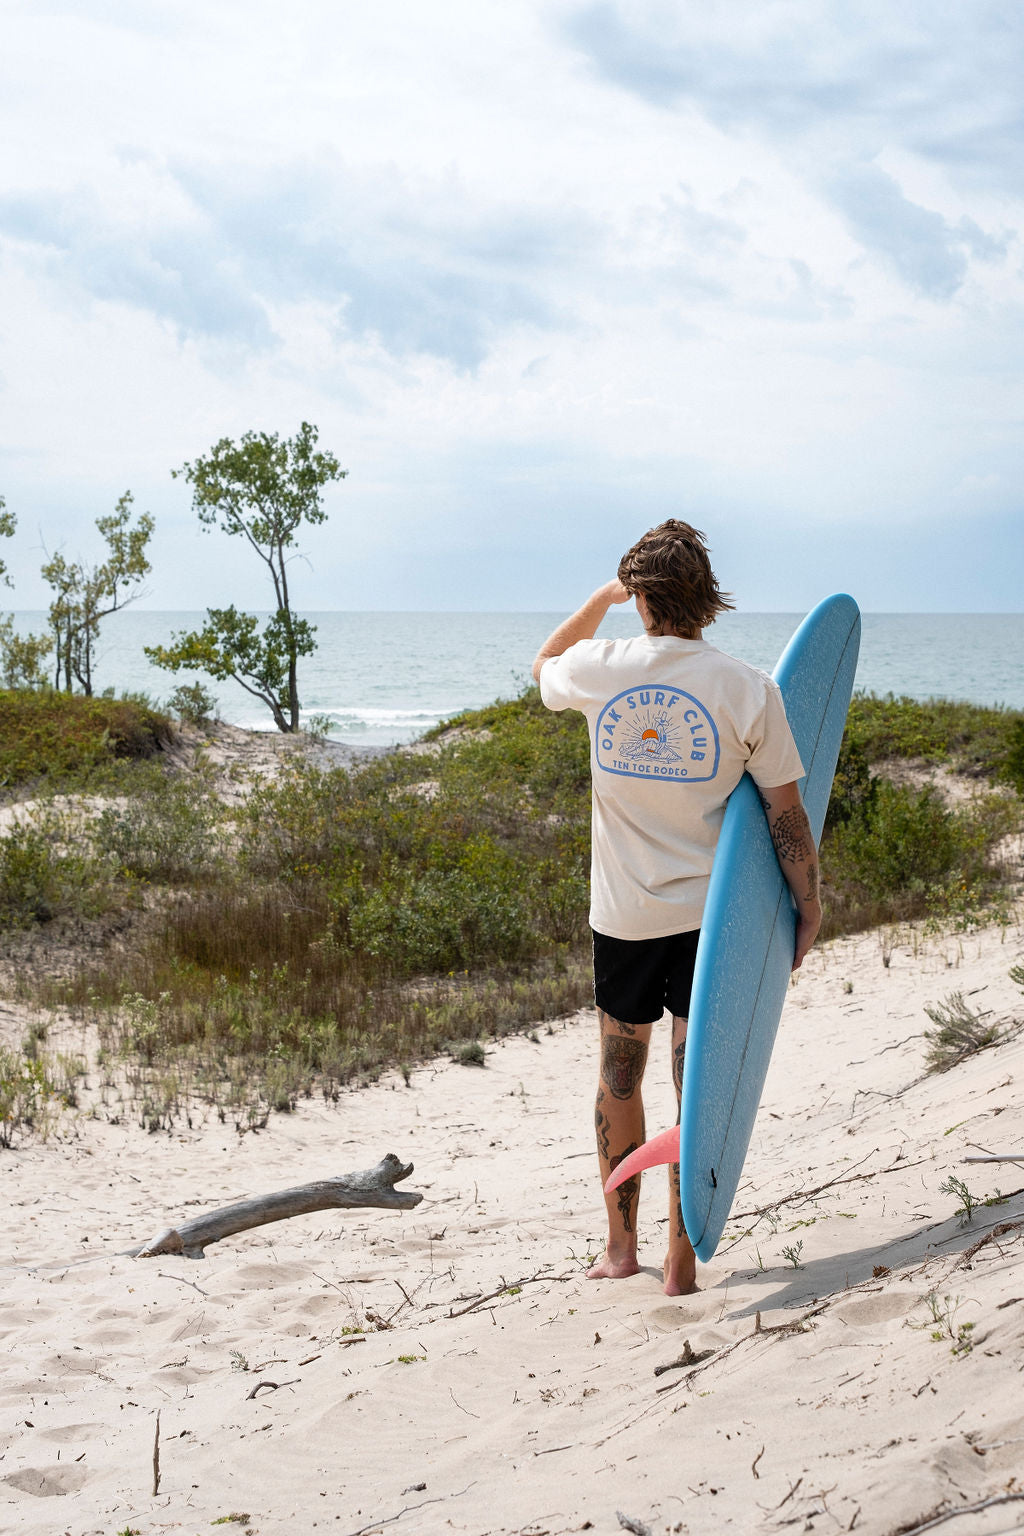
xmin=604 ymin=1124 xmax=680 ymax=1192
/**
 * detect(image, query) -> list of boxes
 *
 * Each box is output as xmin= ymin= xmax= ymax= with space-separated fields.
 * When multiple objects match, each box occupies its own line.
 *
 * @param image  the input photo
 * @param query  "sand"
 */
xmin=2 ymin=913 xmax=1024 ymax=1536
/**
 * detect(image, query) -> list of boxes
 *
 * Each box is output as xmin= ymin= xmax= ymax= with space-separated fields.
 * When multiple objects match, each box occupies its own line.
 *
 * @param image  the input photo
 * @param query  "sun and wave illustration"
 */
xmin=614 ymin=710 xmax=685 ymax=763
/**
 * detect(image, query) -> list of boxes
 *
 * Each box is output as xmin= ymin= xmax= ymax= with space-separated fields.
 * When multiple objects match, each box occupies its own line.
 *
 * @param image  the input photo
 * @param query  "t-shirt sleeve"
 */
xmin=538 ymin=648 xmax=581 ymax=712
xmin=745 ymin=678 xmax=805 ymax=787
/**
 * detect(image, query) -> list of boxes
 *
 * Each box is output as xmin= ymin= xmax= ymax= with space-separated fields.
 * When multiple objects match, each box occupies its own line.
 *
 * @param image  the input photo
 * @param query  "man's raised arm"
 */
xmin=531 ymin=580 xmax=632 ymax=683
xmin=757 ymin=781 xmax=822 ymax=970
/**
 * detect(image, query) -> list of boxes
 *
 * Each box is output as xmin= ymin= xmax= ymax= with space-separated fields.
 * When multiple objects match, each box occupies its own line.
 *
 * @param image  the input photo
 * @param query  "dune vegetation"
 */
xmin=0 ymin=686 xmax=1021 ymax=1136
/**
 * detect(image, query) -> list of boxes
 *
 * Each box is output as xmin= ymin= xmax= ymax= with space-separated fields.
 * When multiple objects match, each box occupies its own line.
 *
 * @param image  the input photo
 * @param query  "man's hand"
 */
xmin=757 ymin=781 xmax=822 ymax=970
xmin=603 ymin=579 xmax=632 ymax=606
xmin=532 ymin=580 xmax=632 ymax=682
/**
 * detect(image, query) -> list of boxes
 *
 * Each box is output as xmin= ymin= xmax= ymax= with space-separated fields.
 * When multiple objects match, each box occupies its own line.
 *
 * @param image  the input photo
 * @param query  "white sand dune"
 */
xmin=2 ymin=917 xmax=1024 ymax=1536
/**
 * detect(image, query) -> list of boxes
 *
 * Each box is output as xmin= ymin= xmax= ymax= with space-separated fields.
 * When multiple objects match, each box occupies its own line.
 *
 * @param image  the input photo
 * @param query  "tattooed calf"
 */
xmin=595 ymin=1102 xmax=612 ymax=1162
xmin=601 ymin=1035 xmax=647 ymax=1099
xmin=610 ymin=1143 xmax=640 ymax=1232
xmin=669 ymin=1161 xmax=685 ymax=1240
xmin=672 ymin=1039 xmax=686 ymax=1099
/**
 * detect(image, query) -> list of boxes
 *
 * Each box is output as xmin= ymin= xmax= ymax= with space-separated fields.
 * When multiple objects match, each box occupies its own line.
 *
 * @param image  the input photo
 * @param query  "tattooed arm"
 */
xmin=758 ymin=781 xmax=822 ymax=971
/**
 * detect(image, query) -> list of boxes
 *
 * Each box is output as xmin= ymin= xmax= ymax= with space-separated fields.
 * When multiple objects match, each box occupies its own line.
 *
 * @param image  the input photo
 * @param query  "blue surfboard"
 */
xmin=605 ymin=594 xmax=861 ymax=1262
xmin=680 ymin=593 xmax=861 ymax=1259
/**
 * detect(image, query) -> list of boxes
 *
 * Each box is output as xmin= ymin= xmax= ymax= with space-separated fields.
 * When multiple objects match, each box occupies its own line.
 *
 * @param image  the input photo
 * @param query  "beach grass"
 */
xmin=0 ymin=686 xmax=1021 ymax=1131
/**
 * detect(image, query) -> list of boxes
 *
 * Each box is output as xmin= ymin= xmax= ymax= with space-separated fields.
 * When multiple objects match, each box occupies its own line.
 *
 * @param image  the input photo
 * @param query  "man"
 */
xmin=532 ymin=520 xmax=821 ymax=1295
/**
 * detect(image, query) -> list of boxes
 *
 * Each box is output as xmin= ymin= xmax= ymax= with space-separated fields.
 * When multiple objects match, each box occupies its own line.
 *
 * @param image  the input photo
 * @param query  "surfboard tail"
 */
xmin=603 ymin=1125 xmax=680 ymax=1192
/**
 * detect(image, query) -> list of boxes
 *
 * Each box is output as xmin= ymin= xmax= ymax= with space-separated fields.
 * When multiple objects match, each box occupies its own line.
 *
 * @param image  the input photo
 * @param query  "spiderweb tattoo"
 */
xmin=769 ymin=805 xmax=813 ymax=864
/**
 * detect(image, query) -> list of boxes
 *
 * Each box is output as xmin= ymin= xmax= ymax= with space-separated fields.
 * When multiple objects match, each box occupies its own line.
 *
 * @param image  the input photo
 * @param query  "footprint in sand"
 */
xmin=833 ymin=1292 xmax=918 ymax=1326
xmin=3 ymin=1464 xmax=90 ymax=1498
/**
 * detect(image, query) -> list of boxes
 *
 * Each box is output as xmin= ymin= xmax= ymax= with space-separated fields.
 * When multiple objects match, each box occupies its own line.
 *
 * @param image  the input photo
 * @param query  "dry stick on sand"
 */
xmin=954 ymin=1218 xmax=1024 ymax=1270
xmin=889 ymin=1491 xmax=1024 ymax=1536
xmin=728 ymin=1150 xmax=927 ymax=1225
xmin=128 ymin=1155 xmax=423 ymax=1259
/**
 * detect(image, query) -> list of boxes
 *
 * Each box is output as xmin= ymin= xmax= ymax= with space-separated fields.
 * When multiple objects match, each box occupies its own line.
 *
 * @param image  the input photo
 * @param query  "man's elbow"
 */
xmin=531 ymin=654 xmax=546 ymax=685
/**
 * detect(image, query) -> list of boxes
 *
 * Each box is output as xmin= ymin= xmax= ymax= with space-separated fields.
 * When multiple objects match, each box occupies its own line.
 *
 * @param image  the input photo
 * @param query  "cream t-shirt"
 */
xmin=540 ymin=634 xmax=804 ymax=940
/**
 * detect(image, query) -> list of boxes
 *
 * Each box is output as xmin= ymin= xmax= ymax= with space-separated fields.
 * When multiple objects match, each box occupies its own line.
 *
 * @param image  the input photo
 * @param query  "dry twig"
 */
xmin=887 ymin=1491 xmax=1024 ymax=1535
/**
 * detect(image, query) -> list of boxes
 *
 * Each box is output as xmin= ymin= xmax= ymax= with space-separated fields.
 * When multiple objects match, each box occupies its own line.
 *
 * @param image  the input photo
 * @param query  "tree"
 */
xmin=41 ymin=492 xmax=153 ymax=694
xmin=0 ymin=495 xmax=13 ymax=581
xmin=0 ymin=498 xmax=51 ymax=690
xmin=145 ymin=422 xmax=346 ymax=733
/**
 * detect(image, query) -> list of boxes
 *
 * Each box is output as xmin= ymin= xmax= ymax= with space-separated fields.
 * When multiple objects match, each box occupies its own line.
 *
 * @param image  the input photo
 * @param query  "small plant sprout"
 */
xmin=781 ymin=1241 xmax=804 ymax=1268
xmin=923 ymin=991 xmax=1000 ymax=1072
xmin=229 ymin=1349 xmax=250 ymax=1372
xmin=912 ymin=1291 xmax=977 ymax=1357
xmin=939 ymin=1174 xmax=982 ymax=1226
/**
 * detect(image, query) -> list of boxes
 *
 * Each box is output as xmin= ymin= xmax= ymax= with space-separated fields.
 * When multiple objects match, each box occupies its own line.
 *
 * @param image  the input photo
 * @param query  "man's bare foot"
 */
xmin=586 ymin=1249 xmax=641 ymax=1280
xmin=663 ymin=1255 xmax=698 ymax=1295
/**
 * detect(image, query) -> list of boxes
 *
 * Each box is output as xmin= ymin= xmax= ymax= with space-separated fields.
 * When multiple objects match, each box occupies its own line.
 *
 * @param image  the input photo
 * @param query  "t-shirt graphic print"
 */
xmin=595 ymin=685 xmax=719 ymax=782
xmin=540 ymin=633 xmax=804 ymax=941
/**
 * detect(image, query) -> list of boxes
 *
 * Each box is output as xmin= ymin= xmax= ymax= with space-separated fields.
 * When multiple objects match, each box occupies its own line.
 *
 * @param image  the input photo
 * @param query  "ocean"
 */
xmin=7 ymin=610 xmax=1023 ymax=746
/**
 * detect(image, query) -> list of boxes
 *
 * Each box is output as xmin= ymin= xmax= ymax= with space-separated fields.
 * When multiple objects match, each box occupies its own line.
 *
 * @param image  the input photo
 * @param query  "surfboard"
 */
xmin=606 ymin=593 xmax=861 ymax=1262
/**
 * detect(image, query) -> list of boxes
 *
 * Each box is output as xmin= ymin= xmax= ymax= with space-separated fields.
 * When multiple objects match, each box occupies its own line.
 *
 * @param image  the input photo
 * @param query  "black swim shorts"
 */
xmin=592 ymin=927 xmax=700 ymax=1026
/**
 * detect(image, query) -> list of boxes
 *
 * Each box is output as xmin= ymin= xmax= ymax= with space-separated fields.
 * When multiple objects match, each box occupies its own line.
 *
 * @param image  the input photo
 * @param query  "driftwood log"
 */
xmin=129 ymin=1154 xmax=423 ymax=1260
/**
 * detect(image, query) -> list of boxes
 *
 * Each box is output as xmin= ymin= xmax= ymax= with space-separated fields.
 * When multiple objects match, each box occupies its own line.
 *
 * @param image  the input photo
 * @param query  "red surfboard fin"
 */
xmin=603 ymin=1124 xmax=679 ymax=1192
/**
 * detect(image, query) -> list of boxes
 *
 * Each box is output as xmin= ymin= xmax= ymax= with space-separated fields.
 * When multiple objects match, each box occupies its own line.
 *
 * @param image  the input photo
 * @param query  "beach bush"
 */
xmin=820 ymin=781 xmax=1015 ymax=938
xmin=0 ymin=1042 xmax=83 ymax=1146
xmin=923 ymin=992 xmax=1001 ymax=1072
xmin=93 ymin=771 xmax=225 ymax=883
xmin=1001 ymin=719 xmax=1024 ymax=797
xmin=167 ymin=681 xmax=217 ymax=726
xmin=0 ymin=816 xmax=110 ymax=926
xmin=843 ymin=692 xmax=1023 ymax=776
xmin=0 ymin=687 xmax=169 ymax=788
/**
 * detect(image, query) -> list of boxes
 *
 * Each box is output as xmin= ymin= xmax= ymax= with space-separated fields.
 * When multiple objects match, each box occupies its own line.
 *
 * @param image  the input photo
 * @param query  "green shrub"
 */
xmin=0 ymin=688 xmax=169 ymax=787
xmin=828 ymin=782 xmax=975 ymax=899
xmin=0 ymin=817 xmax=107 ymax=926
xmin=843 ymin=693 xmax=1023 ymax=775
xmin=1001 ymin=719 xmax=1024 ymax=797
xmin=825 ymin=736 xmax=877 ymax=830
xmin=0 ymin=1047 xmax=52 ymax=1146
xmin=822 ymin=780 xmax=1016 ymax=937
xmin=168 ymin=682 xmax=217 ymax=726
xmin=93 ymin=774 xmax=224 ymax=882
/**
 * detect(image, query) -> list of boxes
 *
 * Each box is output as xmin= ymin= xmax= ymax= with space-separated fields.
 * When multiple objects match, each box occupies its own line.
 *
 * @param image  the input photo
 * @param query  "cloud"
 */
xmin=562 ymin=1 xmax=1024 ymax=193
xmin=0 ymin=156 xmax=592 ymax=369
xmin=173 ymin=158 xmax=582 ymax=368
xmin=827 ymin=164 xmax=968 ymax=298
xmin=0 ymin=190 xmax=272 ymax=344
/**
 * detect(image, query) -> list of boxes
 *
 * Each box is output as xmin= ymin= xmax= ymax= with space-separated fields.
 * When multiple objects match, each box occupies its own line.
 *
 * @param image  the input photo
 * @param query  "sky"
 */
xmin=1 ymin=0 xmax=1022 ymax=613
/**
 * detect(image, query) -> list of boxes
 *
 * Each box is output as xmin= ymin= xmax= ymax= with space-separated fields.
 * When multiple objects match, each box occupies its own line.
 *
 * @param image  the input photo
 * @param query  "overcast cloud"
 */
xmin=0 ymin=0 xmax=1021 ymax=611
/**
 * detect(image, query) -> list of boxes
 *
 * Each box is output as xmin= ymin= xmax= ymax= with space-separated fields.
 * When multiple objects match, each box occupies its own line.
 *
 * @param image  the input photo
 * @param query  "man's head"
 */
xmin=617 ymin=519 xmax=734 ymax=637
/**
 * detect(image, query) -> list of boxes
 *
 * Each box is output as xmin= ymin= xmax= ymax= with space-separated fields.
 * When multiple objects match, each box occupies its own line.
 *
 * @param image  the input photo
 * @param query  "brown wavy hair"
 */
xmin=617 ymin=519 xmax=734 ymax=636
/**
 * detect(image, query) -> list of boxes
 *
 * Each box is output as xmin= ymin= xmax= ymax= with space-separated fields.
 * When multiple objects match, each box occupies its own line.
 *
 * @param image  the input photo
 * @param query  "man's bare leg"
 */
xmin=588 ymin=1010 xmax=652 ymax=1280
xmin=664 ymin=1015 xmax=698 ymax=1295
